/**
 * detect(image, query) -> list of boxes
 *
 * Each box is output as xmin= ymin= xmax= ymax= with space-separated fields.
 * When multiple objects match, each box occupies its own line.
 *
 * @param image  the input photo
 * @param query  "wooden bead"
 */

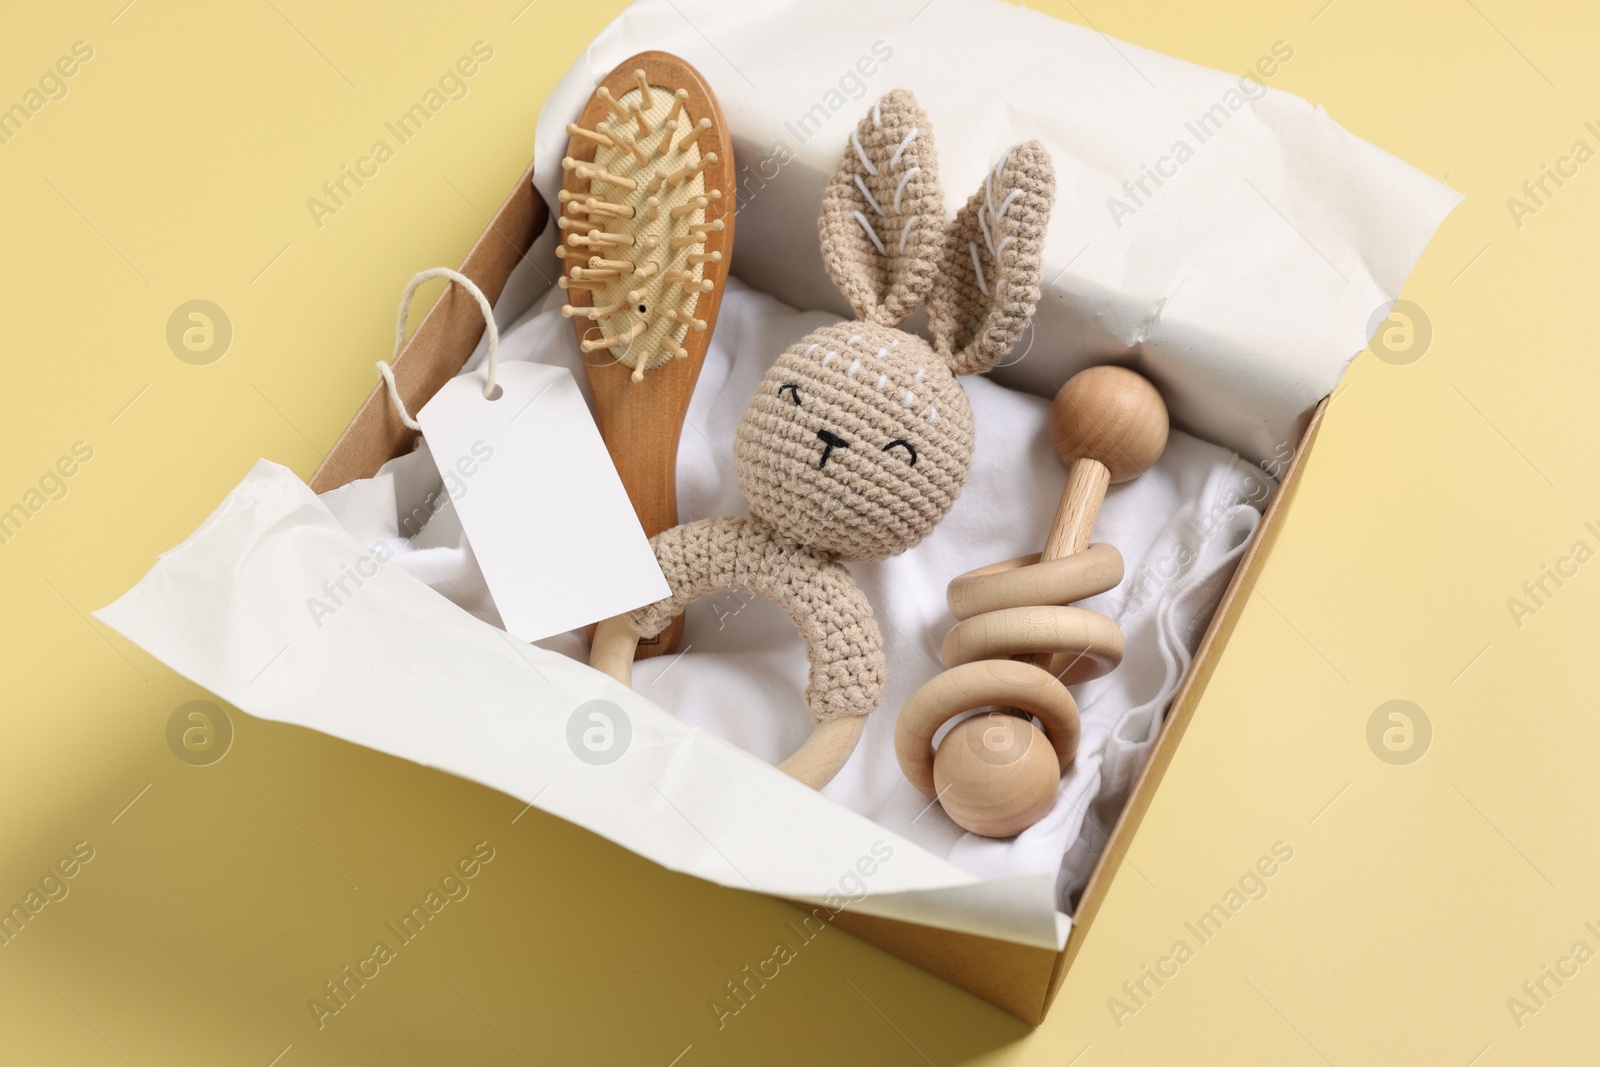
xmin=1047 ymin=366 xmax=1169 ymax=484
xmin=896 ymin=659 xmax=1080 ymax=799
xmin=933 ymin=713 xmax=1060 ymax=837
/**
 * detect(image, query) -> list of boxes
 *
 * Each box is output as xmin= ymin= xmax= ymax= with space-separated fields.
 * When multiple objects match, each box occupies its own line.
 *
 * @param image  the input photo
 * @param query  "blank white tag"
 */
xmin=416 ymin=361 xmax=669 ymax=642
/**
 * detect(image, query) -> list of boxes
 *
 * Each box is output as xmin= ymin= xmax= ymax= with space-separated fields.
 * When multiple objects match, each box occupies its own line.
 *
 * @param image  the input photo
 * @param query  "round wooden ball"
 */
xmin=1048 ymin=366 xmax=1169 ymax=484
xmin=932 ymin=712 xmax=1060 ymax=838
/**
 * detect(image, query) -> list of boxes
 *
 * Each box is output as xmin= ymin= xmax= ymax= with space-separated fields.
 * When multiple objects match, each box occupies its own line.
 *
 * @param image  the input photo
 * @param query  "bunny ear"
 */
xmin=927 ymin=140 xmax=1055 ymax=376
xmin=818 ymin=90 xmax=943 ymax=327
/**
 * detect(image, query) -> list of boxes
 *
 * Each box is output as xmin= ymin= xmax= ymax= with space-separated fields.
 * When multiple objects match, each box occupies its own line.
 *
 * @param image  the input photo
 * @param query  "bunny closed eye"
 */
xmin=882 ymin=439 xmax=917 ymax=465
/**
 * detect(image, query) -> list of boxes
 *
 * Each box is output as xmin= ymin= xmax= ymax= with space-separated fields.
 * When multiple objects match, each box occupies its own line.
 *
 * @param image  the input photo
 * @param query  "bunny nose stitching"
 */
xmin=816 ymin=429 xmax=849 ymax=469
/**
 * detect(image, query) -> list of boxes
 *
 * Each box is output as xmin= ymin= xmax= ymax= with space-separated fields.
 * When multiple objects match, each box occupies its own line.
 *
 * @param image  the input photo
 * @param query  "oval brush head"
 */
xmin=560 ymin=52 xmax=734 ymax=659
xmin=559 ymin=54 xmax=734 ymax=382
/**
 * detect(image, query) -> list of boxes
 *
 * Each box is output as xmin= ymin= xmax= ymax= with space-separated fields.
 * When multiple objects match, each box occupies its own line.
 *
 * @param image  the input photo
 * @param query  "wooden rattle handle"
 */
xmin=1041 ymin=458 xmax=1110 ymax=561
xmin=1017 ymin=365 xmax=1169 ymax=670
xmin=1014 ymin=457 xmax=1110 ymax=674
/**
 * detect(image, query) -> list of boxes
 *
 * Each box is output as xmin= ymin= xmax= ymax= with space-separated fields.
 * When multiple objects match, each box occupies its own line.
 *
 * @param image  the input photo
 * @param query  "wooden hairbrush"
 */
xmin=896 ymin=367 xmax=1169 ymax=837
xmin=559 ymin=51 xmax=735 ymax=659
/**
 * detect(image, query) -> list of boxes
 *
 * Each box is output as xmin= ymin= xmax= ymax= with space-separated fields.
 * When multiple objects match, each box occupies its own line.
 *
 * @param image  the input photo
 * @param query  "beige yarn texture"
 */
xmin=736 ymin=319 xmax=973 ymax=563
xmin=818 ymin=89 xmax=943 ymax=327
xmin=631 ymin=518 xmax=885 ymax=721
xmin=625 ymin=90 xmax=1056 ymax=724
xmin=927 ymin=140 xmax=1055 ymax=376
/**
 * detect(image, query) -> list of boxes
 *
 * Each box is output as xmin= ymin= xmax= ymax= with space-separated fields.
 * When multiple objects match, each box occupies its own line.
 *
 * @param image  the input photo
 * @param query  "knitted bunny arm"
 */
xmin=626 ymin=517 xmax=885 ymax=722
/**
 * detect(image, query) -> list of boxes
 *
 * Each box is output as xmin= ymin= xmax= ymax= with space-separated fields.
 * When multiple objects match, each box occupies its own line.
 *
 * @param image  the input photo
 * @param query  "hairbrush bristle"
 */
xmin=560 ymin=71 xmax=727 ymax=381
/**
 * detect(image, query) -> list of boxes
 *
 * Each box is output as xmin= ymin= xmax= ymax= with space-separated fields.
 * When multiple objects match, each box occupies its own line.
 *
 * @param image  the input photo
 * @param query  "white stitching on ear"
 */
xmin=925 ymin=405 xmax=938 ymax=422
xmin=989 ymin=152 xmax=1011 ymax=197
xmin=893 ymin=166 xmax=920 ymax=213
xmin=890 ymin=127 xmax=918 ymax=168
xmin=847 ymin=359 xmax=861 ymax=378
xmin=854 ymin=211 xmax=887 ymax=254
xmin=874 ymin=347 xmax=887 ymax=359
xmin=969 ymin=241 xmax=989 ymax=296
xmin=803 ymin=343 xmax=819 ymax=357
xmin=854 ymin=174 xmax=885 ymax=216
xmin=997 ymin=187 xmax=1023 ymax=218
xmin=979 ymin=207 xmax=997 ymax=259
xmin=901 ymin=390 xmax=914 ymax=408
xmin=897 ymin=218 xmax=913 ymax=255
xmin=851 ymin=129 xmax=878 ymax=176
xmin=872 ymin=101 xmax=881 ymax=129
xmin=874 ymin=374 xmax=887 ymax=391
xmin=822 ymin=351 xmax=837 ymax=366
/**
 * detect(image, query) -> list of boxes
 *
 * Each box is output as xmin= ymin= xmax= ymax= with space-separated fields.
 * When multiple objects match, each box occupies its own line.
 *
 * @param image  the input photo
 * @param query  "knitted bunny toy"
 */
xmin=591 ymin=89 xmax=1055 ymax=787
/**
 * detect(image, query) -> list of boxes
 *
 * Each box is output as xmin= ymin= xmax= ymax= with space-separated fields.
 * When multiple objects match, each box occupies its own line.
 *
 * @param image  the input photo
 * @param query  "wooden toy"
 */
xmin=590 ymin=90 xmax=1057 ymax=789
xmin=560 ymin=52 xmax=735 ymax=659
xmin=895 ymin=366 xmax=1169 ymax=836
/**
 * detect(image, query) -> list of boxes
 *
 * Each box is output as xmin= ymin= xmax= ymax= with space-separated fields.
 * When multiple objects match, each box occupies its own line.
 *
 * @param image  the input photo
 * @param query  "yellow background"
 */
xmin=1 ymin=0 xmax=1593 ymax=1062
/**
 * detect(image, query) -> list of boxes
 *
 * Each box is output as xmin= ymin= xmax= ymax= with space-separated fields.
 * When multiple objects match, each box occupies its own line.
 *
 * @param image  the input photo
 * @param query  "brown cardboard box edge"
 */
xmin=309 ymin=158 xmax=545 ymax=495
xmin=309 ymin=158 xmax=1331 ymax=1025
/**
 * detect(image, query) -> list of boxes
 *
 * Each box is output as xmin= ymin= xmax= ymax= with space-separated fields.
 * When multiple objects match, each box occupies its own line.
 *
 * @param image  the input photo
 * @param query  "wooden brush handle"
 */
xmin=584 ymin=355 xmax=699 ymax=655
xmin=566 ymin=51 xmax=736 ymax=659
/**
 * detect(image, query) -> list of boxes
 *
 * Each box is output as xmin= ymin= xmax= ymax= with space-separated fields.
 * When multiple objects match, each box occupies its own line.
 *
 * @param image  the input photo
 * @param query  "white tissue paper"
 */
xmin=98 ymin=276 xmax=1264 ymax=950
xmin=96 ymin=457 xmax=1064 ymax=947
xmin=533 ymin=0 xmax=1461 ymax=463
xmin=447 ymin=279 xmax=1271 ymax=918
xmin=97 ymin=0 xmax=1459 ymax=951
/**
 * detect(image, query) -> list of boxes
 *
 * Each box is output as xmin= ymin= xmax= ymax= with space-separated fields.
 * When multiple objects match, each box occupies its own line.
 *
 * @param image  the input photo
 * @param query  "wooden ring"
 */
xmin=940 ymin=605 xmax=1124 ymax=685
xmin=589 ymin=615 xmax=864 ymax=789
xmin=894 ymin=659 xmax=1080 ymax=799
xmin=946 ymin=542 xmax=1123 ymax=620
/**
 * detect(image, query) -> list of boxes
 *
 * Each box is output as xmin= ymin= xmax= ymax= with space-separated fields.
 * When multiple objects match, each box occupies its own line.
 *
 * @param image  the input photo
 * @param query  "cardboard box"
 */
xmin=309 ymin=157 xmax=1328 ymax=1026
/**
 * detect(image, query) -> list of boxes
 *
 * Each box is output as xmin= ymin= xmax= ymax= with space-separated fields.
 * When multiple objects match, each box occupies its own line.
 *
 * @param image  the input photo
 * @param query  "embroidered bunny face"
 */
xmin=731 ymin=89 xmax=1056 ymax=563
xmin=735 ymin=321 xmax=973 ymax=562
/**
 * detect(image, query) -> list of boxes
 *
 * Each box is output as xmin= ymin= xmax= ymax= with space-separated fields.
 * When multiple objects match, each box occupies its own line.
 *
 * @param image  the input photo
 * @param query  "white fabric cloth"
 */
xmin=322 ymin=276 xmax=1273 ymax=910
xmin=532 ymin=0 xmax=1461 ymax=465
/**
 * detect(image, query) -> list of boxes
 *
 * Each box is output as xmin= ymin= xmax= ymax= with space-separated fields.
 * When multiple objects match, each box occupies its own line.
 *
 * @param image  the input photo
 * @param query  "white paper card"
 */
xmin=416 ymin=361 xmax=668 ymax=642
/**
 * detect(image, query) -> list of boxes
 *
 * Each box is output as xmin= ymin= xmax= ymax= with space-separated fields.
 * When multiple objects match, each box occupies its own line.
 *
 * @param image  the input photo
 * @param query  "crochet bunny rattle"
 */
xmin=590 ymin=89 xmax=1056 ymax=788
